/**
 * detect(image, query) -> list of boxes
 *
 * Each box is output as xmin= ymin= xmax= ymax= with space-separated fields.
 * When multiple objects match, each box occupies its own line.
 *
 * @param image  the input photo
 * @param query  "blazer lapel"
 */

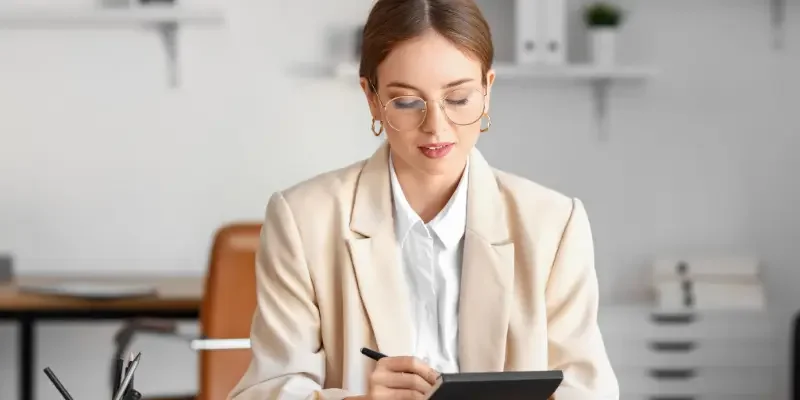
xmin=458 ymin=149 xmax=515 ymax=372
xmin=347 ymin=143 xmax=414 ymax=357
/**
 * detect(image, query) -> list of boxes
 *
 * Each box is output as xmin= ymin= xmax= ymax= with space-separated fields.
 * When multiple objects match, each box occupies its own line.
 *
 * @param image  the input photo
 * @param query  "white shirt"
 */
xmin=389 ymin=156 xmax=469 ymax=374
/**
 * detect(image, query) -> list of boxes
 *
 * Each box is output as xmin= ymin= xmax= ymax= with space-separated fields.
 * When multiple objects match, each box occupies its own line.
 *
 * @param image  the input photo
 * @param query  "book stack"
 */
xmin=651 ymin=256 xmax=767 ymax=311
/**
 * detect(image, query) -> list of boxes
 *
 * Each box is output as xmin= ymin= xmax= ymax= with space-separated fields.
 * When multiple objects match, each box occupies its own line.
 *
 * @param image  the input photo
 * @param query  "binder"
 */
xmin=541 ymin=0 xmax=566 ymax=65
xmin=514 ymin=0 xmax=544 ymax=64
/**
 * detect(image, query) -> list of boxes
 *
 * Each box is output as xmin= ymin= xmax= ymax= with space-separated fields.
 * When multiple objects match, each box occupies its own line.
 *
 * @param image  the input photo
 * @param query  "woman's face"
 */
xmin=361 ymin=30 xmax=495 ymax=178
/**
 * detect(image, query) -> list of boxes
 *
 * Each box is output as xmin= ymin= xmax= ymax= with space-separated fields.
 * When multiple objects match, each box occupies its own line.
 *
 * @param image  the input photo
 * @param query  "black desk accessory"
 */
xmin=359 ymin=348 xmax=562 ymax=400
xmin=113 ymin=357 xmax=124 ymax=396
xmin=426 ymin=370 xmax=563 ymax=400
xmin=113 ymin=352 xmax=141 ymax=400
xmin=44 ymin=352 xmax=143 ymax=400
xmin=42 ymin=367 xmax=75 ymax=400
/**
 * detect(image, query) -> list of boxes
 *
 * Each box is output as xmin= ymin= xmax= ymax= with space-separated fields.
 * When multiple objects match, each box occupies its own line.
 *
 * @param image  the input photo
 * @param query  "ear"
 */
xmin=360 ymin=77 xmax=382 ymax=120
xmin=484 ymin=69 xmax=496 ymax=114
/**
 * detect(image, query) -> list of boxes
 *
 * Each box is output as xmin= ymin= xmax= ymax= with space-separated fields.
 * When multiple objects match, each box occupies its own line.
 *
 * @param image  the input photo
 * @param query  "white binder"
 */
xmin=515 ymin=0 xmax=567 ymax=65
xmin=541 ymin=0 xmax=567 ymax=65
xmin=514 ymin=0 xmax=544 ymax=64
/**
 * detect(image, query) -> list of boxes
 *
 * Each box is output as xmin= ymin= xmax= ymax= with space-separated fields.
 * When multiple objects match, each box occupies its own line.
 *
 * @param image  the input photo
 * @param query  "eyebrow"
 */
xmin=386 ymin=78 xmax=475 ymax=91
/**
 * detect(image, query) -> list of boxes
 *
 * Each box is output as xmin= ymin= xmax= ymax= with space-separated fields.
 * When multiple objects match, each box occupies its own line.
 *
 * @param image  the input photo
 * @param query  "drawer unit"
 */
xmin=605 ymin=338 xmax=776 ymax=368
xmin=615 ymin=367 xmax=776 ymax=396
xmin=599 ymin=306 xmax=774 ymax=341
xmin=599 ymin=306 xmax=777 ymax=398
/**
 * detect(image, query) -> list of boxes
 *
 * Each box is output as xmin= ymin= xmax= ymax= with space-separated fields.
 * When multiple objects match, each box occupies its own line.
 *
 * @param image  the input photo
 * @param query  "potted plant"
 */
xmin=583 ymin=2 xmax=625 ymax=66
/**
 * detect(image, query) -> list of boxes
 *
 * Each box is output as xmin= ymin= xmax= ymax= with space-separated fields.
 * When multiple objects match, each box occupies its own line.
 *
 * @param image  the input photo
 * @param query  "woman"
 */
xmin=229 ymin=0 xmax=618 ymax=399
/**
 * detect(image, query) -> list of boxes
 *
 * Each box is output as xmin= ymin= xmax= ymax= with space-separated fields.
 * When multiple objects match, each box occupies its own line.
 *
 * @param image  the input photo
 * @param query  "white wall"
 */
xmin=1 ymin=0 xmax=798 ymax=399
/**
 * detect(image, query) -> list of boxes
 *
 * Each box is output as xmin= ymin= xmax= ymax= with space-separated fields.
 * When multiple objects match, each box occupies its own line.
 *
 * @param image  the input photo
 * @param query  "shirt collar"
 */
xmin=389 ymin=155 xmax=469 ymax=249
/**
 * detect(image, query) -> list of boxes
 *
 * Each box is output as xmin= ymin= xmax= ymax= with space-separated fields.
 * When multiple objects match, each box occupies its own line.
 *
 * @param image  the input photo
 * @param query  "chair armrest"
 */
xmin=189 ymin=338 xmax=251 ymax=351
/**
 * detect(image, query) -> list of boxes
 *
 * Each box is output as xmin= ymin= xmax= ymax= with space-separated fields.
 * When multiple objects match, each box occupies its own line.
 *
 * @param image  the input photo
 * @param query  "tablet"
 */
xmin=425 ymin=370 xmax=563 ymax=400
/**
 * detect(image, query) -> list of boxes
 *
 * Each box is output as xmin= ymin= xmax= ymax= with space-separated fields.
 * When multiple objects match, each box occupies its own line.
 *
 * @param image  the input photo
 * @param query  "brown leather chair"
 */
xmin=113 ymin=222 xmax=261 ymax=400
xmin=198 ymin=223 xmax=261 ymax=400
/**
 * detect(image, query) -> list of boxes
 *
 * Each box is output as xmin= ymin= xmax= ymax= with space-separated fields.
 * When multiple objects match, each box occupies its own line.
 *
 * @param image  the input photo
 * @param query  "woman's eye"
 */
xmin=446 ymin=98 xmax=469 ymax=106
xmin=393 ymin=99 xmax=424 ymax=109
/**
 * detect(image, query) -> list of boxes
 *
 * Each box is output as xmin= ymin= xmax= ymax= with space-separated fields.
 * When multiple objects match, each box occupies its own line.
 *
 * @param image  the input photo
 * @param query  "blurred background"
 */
xmin=0 ymin=0 xmax=798 ymax=399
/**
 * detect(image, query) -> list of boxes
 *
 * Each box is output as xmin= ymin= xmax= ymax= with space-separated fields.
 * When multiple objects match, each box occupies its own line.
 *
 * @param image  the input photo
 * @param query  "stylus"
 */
xmin=360 ymin=347 xmax=388 ymax=361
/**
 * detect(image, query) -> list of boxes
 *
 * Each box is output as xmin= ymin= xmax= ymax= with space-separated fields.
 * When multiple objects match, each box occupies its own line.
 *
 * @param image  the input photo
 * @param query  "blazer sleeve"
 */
xmin=228 ymin=192 xmax=354 ymax=400
xmin=545 ymin=198 xmax=620 ymax=400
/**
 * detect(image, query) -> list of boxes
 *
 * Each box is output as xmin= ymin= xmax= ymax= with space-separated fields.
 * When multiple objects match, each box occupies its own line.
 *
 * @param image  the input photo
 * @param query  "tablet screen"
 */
xmin=426 ymin=370 xmax=563 ymax=400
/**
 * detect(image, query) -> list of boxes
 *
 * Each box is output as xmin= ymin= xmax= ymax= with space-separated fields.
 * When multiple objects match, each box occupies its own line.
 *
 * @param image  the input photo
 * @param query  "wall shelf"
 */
xmin=333 ymin=61 xmax=658 ymax=83
xmin=0 ymin=6 xmax=224 ymax=25
xmin=331 ymin=61 xmax=658 ymax=141
xmin=0 ymin=5 xmax=226 ymax=87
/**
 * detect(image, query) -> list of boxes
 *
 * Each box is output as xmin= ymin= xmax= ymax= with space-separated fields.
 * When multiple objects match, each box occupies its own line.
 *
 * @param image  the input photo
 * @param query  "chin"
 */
xmin=414 ymin=155 xmax=463 ymax=176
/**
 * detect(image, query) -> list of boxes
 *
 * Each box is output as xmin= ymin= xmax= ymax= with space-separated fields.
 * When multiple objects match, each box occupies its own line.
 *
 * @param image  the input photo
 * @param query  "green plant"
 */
xmin=584 ymin=2 xmax=624 ymax=28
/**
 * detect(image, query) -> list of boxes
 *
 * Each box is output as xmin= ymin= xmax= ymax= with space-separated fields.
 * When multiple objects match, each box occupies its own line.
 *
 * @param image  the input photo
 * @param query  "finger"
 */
xmin=378 ymin=357 xmax=440 ymax=386
xmin=372 ymin=385 xmax=425 ymax=400
xmin=415 ymin=365 xmax=439 ymax=386
xmin=405 ymin=360 xmax=439 ymax=386
xmin=377 ymin=356 xmax=418 ymax=373
xmin=372 ymin=370 xmax=432 ymax=394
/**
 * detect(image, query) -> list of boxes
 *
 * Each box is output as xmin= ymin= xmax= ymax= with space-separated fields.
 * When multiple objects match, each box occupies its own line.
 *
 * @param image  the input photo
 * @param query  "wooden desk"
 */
xmin=0 ymin=275 xmax=203 ymax=400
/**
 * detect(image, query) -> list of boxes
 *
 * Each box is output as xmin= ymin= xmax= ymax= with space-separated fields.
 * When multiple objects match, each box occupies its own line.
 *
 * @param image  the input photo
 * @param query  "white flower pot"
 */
xmin=589 ymin=28 xmax=618 ymax=66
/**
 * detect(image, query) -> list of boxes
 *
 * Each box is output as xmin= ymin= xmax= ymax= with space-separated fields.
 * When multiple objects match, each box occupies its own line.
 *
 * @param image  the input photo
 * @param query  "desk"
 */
xmin=0 ymin=275 xmax=203 ymax=400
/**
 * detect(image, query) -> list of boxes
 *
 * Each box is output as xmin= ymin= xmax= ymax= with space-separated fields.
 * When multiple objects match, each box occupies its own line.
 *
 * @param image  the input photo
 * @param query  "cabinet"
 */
xmin=600 ymin=306 xmax=778 ymax=399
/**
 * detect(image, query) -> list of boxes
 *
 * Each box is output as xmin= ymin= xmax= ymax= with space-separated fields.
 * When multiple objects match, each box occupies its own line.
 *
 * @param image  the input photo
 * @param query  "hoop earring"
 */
xmin=371 ymin=118 xmax=384 ymax=137
xmin=480 ymin=113 xmax=492 ymax=133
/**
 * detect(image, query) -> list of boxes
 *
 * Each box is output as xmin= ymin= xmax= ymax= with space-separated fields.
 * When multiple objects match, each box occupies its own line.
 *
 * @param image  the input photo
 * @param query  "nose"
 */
xmin=420 ymin=101 xmax=449 ymax=135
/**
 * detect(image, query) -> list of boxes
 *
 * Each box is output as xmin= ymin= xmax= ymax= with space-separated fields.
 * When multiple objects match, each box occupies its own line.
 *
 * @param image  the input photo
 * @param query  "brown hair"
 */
xmin=359 ymin=0 xmax=494 ymax=89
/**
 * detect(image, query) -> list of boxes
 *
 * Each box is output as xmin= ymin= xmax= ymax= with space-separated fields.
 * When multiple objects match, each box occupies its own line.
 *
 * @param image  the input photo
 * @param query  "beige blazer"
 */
xmin=229 ymin=143 xmax=619 ymax=400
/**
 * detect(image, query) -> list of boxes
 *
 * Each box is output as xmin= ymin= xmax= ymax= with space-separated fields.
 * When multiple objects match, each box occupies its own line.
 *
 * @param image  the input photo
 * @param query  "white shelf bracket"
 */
xmin=771 ymin=0 xmax=786 ymax=49
xmin=591 ymin=79 xmax=611 ymax=141
xmin=157 ymin=21 xmax=180 ymax=87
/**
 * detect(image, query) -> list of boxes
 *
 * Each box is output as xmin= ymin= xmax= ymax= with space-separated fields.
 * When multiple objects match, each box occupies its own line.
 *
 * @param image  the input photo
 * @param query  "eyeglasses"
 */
xmin=373 ymin=86 xmax=487 ymax=132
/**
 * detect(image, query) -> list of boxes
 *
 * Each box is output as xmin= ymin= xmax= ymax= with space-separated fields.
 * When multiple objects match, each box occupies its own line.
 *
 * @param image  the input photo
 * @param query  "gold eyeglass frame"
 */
xmin=370 ymin=82 xmax=490 ymax=133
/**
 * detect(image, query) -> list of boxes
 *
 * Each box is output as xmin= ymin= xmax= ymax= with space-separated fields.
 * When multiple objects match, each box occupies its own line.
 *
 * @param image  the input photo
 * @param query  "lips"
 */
xmin=422 ymin=143 xmax=448 ymax=150
xmin=418 ymin=142 xmax=454 ymax=159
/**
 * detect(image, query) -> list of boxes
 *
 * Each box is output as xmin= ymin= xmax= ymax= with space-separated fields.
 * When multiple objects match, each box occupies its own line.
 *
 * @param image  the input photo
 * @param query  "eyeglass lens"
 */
xmin=384 ymin=88 xmax=485 ymax=131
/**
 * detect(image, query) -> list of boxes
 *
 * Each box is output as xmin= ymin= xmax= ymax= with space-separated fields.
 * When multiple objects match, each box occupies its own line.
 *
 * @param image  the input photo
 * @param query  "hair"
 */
xmin=359 ymin=0 xmax=494 ymax=90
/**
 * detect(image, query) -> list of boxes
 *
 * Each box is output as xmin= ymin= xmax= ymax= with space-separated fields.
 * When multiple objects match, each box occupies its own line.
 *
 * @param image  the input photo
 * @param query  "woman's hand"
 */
xmin=365 ymin=356 xmax=439 ymax=399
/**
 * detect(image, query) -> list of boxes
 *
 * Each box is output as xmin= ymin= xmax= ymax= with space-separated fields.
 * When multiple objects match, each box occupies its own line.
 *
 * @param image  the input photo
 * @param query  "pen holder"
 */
xmin=119 ymin=390 xmax=143 ymax=400
xmin=43 ymin=350 xmax=143 ymax=400
xmin=112 ymin=352 xmax=142 ymax=400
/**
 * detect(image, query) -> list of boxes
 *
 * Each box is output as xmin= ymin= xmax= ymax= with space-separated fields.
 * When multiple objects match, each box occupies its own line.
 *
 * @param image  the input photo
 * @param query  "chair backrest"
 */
xmin=198 ymin=223 xmax=262 ymax=400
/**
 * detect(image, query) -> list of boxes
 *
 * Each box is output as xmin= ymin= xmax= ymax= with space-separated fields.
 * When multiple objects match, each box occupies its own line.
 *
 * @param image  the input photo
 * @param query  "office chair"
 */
xmin=794 ymin=309 xmax=800 ymax=400
xmin=112 ymin=223 xmax=262 ymax=400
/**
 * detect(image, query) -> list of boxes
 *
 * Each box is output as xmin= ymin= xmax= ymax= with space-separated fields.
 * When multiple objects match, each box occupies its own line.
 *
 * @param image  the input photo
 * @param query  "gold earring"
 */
xmin=480 ymin=113 xmax=492 ymax=133
xmin=371 ymin=118 xmax=384 ymax=136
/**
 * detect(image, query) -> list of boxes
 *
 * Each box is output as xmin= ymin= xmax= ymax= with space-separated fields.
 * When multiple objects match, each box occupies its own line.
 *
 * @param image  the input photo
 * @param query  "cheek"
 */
xmin=455 ymin=126 xmax=481 ymax=147
xmin=384 ymin=130 xmax=417 ymax=150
